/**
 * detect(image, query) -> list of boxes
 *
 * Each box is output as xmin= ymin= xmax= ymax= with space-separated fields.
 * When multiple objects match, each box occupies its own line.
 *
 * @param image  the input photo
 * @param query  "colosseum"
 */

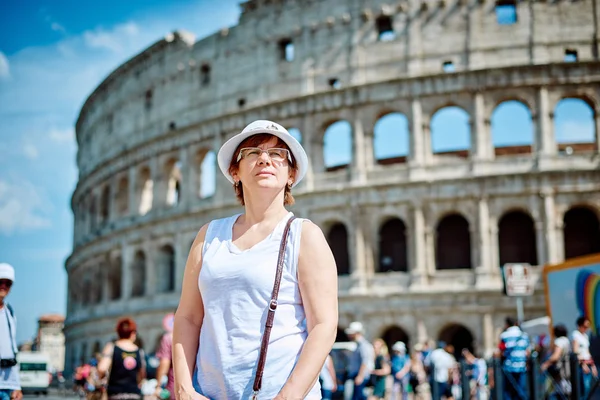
xmin=65 ymin=0 xmax=600 ymax=374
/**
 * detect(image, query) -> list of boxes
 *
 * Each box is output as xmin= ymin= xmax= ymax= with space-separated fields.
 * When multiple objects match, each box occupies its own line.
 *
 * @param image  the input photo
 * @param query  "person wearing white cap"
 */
xmin=345 ymin=321 xmax=374 ymax=400
xmin=173 ymin=120 xmax=338 ymax=400
xmin=390 ymin=342 xmax=411 ymax=400
xmin=0 ymin=263 xmax=22 ymax=400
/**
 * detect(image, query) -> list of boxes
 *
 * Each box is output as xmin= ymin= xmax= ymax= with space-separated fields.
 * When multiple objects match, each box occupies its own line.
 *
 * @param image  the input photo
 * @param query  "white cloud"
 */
xmin=0 ymin=179 xmax=52 ymax=235
xmin=49 ymin=127 xmax=75 ymax=143
xmin=0 ymin=52 xmax=9 ymax=79
xmin=51 ymin=22 xmax=66 ymax=34
xmin=83 ymin=22 xmax=140 ymax=53
xmin=23 ymin=143 xmax=39 ymax=160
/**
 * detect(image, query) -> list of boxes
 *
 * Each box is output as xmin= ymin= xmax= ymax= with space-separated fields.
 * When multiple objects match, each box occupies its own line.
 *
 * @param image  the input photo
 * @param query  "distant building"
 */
xmin=32 ymin=314 xmax=65 ymax=372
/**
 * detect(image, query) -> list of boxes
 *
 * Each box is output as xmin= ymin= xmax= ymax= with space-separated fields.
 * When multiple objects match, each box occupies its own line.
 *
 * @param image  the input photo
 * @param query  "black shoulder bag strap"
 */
xmin=252 ymin=216 xmax=296 ymax=400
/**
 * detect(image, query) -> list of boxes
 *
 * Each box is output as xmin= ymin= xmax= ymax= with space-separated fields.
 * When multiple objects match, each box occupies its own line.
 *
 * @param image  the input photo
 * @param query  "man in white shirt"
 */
xmin=345 ymin=321 xmax=374 ymax=400
xmin=572 ymin=316 xmax=597 ymax=398
xmin=0 ymin=263 xmax=21 ymax=400
xmin=425 ymin=342 xmax=456 ymax=400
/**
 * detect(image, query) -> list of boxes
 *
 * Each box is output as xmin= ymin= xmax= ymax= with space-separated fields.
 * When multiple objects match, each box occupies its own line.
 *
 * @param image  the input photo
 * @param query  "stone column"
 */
xmin=409 ymin=99 xmax=424 ymax=166
xmin=101 ymin=259 xmax=110 ymax=305
xmin=143 ymin=240 xmax=156 ymax=296
xmin=542 ymin=191 xmax=560 ymax=264
xmin=363 ymin=128 xmax=375 ymax=171
xmin=301 ymin=115 xmax=316 ymax=191
xmin=121 ymin=242 xmax=132 ymax=300
xmin=351 ymin=206 xmax=368 ymax=292
xmin=471 ymin=92 xmax=493 ymax=161
xmin=128 ymin=166 xmax=137 ymax=216
xmin=534 ymin=87 xmax=556 ymax=157
xmin=410 ymin=204 xmax=428 ymax=288
xmin=482 ymin=312 xmax=495 ymax=356
xmin=175 ymin=233 xmax=188 ymax=292
xmin=187 ymin=148 xmax=199 ymax=204
xmin=476 ymin=199 xmax=499 ymax=288
xmin=594 ymin=111 xmax=600 ymax=154
xmin=425 ymin=223 xmax=436 ymax=277
xmin=108 ymin=177 xmax=117 ymax=223
xmin=150 ymin=156 xmax=163 ymax=210
xmin=178 ymin=147 xmax=189 ymax=208
xmin=351 ymin=115 xmax=367 ymax=183
xmin=212 ymin=133 xmax=229 ymax=206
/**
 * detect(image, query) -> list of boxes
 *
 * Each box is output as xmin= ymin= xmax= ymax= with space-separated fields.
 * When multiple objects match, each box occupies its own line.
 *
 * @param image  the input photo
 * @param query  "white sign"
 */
xmin=503 ymin=263 xmax=534 ymax=296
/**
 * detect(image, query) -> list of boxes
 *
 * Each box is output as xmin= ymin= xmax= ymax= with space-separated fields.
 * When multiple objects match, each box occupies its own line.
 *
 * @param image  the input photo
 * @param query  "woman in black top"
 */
xmin=369 ymin=339 xmax=390 ymax=400
xmin=98 ymin=317 xmax=146 ymax=400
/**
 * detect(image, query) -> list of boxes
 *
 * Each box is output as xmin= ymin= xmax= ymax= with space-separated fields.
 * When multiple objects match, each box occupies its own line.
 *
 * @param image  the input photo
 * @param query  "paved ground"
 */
xmin=23 ymin=388 xmax=77 ymax=399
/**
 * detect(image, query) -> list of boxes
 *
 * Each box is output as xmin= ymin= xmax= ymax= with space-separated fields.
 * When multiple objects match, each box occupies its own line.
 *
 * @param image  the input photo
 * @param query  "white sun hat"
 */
xmin=217 ymin=120 xmax=308 ymax=188
xmin=344 ymin=321 xmax=365 ymax=335
xmin=0 ymin=263 xmax=15 ymax=282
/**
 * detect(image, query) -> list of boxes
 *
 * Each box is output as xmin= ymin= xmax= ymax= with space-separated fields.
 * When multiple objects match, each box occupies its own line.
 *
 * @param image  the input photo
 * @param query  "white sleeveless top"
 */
xmin=195 ymin=212 xmax=321 ymax=400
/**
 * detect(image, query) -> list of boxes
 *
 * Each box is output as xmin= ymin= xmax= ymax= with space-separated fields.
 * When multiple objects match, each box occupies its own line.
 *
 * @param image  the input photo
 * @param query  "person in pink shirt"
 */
xmin=154 ymin=332 xmax=173 ymax=400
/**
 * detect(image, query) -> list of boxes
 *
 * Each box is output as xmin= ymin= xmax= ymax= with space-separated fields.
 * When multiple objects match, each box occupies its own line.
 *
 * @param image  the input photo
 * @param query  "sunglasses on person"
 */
xmin=0 ymin=279 xmax=12 ymax=288
xmin=237 ymin=147 xmax=291 ymax=163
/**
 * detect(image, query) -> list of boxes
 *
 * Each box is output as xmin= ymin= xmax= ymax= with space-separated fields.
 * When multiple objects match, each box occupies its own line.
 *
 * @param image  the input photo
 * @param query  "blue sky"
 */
xmin=0 ymin=1 xmax=596 ymax=344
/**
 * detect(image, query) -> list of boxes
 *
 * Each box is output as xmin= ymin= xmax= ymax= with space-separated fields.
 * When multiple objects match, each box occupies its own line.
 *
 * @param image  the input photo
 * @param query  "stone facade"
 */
xmin=33 ymin=315 xmax=66 ymax=373
xmin=65 ymin=0 xmax=600 ymax=375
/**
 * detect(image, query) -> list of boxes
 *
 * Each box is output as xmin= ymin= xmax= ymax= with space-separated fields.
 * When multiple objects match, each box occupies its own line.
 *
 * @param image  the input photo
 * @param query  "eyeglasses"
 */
xmin=237 ymin=147 xmax=291 ymax=163
xmin=0 ymin=279 xmax=12 ymax=288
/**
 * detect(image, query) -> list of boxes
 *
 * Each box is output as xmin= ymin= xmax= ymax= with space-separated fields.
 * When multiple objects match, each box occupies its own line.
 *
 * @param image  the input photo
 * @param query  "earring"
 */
xmin=235 ymin=181 xmax=240 ymax=187
xmin=287 ymin=181 xmax=293 ymax=189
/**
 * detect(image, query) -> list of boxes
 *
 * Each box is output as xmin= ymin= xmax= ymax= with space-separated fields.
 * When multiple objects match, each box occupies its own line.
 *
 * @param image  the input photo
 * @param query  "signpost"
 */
xmin=503 ymin=263 xmax=534 ymax=323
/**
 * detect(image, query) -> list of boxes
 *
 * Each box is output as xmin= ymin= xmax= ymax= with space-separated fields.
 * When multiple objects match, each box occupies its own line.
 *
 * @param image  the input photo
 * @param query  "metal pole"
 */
xmin=493 ymin=357 xmax=504 ymax=400
xmin=570 ymin=352 xmax=581 ymax=400
xmin=528 ymin=352 xmax=540 ymax=400
xmin=460 ymin=359 xmax=470 ymax=400
xmin=516 ymin=297 xmax=524 ymax=324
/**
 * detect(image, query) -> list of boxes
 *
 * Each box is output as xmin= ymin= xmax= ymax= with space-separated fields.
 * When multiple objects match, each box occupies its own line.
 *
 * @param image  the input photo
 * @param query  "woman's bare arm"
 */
xmin=276 ymin=221 xmax=338 ymax=399
xmin=172 ymin=224 xmax=209 ymax=399
xmin=97 ymin=342 xmax=114 ymax=379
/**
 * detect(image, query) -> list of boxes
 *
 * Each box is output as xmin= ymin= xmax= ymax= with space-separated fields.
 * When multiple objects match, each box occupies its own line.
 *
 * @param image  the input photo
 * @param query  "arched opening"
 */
xmin=92 ymin=341 xmax=101 ymax=358
xmin=378 ymin=218 xmax=408 ymax=272
xmin=438 ymin=323 xmax=474 ymax=359
xmin=327 ymin=223 xmax=350 ymax=276
xmin=491 ymin=100 xmax=534 ymax=155
xmin=116 ymin=177 xmax=128 ymax=216
xmin=288 ymin=127 xmax=302 ymax=144
xmin=100 ymin=186 xmax=110 ymax=225
xmin=323 ymin=120 xmax=352 ymax=170
xmin=92 ymin=267 xmax=102 ymax=304
xmin=89 ymin=196 xmax=97 ymax=232
xmin=498 ymin=211 xmax=538 ymax=266
xmin=157 ymin=245 xmax=176 ymax=293
xmin=381 ymin=325 xmax=410 ymax=354
xmin=82 ymin=274 xmax=92 ymax=306
xmin=564 ymin=207 xmax=600 ymax=259
xmin=138 ymin=167 xmax=153 ymax=216
xmin=200 ymin=151 xmax=216 ymax=199
xmin=131 ymin=250 xmax=146 ymax=297
xmin=430 ymin=106 xmax=471 ymax=156
xmin=108 ymin=257 xmax=122 ymax=301
xmin=165 ymin=159 xmax=182 ymax=207
xmin=554 ymin=98 xmax=596 ymax=153
xmin=374 ymin=113 xmax=409 ymax=164
xmin=436 ymin=214 xmax=472 ymax=269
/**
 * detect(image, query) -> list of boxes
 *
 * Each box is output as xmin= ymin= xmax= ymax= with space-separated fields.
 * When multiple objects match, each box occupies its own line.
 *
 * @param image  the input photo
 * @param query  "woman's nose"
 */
xmin=257 ymin=151 xmax=271 ymax=164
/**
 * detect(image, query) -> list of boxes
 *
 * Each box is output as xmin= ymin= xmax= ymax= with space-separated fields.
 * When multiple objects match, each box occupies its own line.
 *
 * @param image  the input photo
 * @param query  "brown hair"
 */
xmin=115 ymin=317 xmax=137 ymax=339
xmin=228 ymin=133 xmax=297 ymax=206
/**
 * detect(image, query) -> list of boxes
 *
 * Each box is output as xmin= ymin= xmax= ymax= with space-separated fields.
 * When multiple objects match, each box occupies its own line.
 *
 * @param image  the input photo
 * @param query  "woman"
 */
xmin=390 ymin=342 xmax=411 ymax=400
xmin=173 ymin=120 xmax=339 ymax=399
xmin=98 ymin=318 xmax=146 ymax=400
xmin=368 ymin=339 xmax=390 ymax=400
xmin=541 ymin=324 xmax=571 ymax=399
xmin=319 ymin=354 xmax=337 ymax=400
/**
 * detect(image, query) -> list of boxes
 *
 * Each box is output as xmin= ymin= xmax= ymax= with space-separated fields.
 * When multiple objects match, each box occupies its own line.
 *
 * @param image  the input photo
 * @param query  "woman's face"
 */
xmin=233 ymin=136 xmax=293 ymax=191
xmin=373 ymin=340 xmax=382 ymax=354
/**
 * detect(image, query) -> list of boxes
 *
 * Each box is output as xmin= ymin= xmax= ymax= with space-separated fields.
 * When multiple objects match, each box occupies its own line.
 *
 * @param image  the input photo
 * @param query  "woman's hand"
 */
xmin=177 ymin=389 xmax=210 ymax=400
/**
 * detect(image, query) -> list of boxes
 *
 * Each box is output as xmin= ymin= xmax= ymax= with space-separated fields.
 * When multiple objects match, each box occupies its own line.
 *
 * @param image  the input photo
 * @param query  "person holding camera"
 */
xmin=0 ymin=263 xmax=21 ymax=400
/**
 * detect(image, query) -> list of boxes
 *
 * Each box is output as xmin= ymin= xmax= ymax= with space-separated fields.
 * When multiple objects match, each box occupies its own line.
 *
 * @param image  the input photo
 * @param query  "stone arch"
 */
xmin=131 ymin=250 xmax=146 ymax=297
xmin=491 ymin=100 xmax=534 ymax=153
xmin=554 ymin=98 xmax=596 ymax=151
xmin=381 ymin=325 xmax=410 ymax=354
xmin=108 ymin=256 xmax=122 ymax=301
xmin=563 ymin=206 xmax=600 ymax=259
xmin=91 ymin=266 xmax=102 ymax=304
xmin=377 ymin=217 xmax=408 ymax=272
xmin=116 ymin=176 xmax=128 ymax=216
xmin=157 ymin=244 xmax=176 ymax=293
xmin=438 ymin=323 xmax=475 ymax=359
xmin=287 ymin=127 xmax=302 ymax=144
xmin=137 ymin=166 xmax=153 ymax=216
xmin=164 ymin=158 xmax=182 ymax=207
xmin=436 ymin=213 xmax=472 ymax=270
xmin=100 ymin=185 xmax=110 ymax=225
xmin=323 ymin=120 xmax=352 ymax=170
xmin=498 ymin=210 xmax=538 ymax=266
xmin=430 ymin=106 xmax=471 ymax=155
xmin=327 ymin=222 xmax=350 ymax=276
xmin=373 ymin=112 xmax=409 ymax=163
xmin=199 ymin=150 xmax=216 ymax=199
